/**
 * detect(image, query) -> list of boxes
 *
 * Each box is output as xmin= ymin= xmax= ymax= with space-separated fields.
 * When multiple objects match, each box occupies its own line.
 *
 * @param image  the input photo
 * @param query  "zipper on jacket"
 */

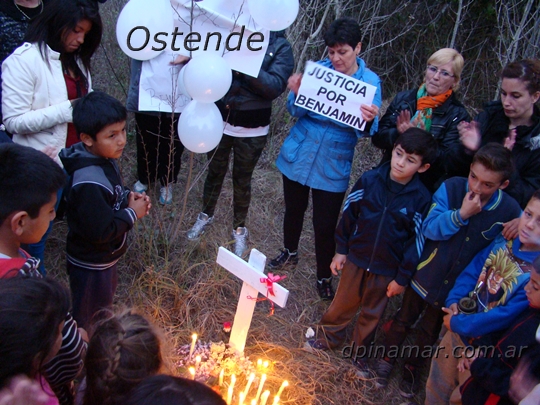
xmin=367 ymin=203 xmax=388 ymax=272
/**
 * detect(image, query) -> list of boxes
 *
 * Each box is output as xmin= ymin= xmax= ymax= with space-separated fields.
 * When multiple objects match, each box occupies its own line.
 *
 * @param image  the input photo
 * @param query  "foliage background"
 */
xmin=46 ymin=1 xmax=539 ymax=404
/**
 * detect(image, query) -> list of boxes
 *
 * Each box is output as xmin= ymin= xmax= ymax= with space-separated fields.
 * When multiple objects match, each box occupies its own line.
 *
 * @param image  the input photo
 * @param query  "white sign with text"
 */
xmin=295 ymin=61 xmax=377 ymax=130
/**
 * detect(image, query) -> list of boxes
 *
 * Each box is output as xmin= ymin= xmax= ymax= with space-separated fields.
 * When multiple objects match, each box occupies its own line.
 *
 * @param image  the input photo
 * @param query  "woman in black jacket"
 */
xmin=458 ymin=59 xmax=540 ymax=208
xmin=372 ymin=48 xmax=470 ymax=191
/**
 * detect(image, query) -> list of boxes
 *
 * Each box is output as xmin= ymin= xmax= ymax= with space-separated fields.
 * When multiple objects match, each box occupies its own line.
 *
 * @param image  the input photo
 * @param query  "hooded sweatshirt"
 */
xmin=59 ymin=143 xmax=137 ymax=269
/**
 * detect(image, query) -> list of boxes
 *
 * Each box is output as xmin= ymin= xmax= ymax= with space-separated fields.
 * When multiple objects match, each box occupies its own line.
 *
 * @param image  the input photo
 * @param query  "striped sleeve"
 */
xmin=43 ymin=313 xmax=87 ymax=405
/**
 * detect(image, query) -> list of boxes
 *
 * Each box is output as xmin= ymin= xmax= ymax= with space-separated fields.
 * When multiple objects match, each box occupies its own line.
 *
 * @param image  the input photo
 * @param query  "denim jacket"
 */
xmin=276 ymin=57 xmax=382 ymax=192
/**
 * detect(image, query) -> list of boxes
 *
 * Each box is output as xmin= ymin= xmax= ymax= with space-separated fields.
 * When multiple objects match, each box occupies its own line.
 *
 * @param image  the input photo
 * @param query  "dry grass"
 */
xmin=41 ymin=2 xmax=424 ymax=403
xmin=46 ymin=134 xmax=424 ymax=404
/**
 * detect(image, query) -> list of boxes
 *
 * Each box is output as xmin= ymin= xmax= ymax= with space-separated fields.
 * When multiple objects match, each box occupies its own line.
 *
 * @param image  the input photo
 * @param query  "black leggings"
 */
xmin=135 ymin=112 xmax=184 ymax=186
xmin=282 ymin=175 xmax=345 ymax=280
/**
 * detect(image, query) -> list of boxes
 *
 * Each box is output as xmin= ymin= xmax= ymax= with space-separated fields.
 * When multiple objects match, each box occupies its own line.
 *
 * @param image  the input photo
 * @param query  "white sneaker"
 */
xmin=133 ymin=180 xmax=148 ymax=193
xmin=187 ymin=212 xmax=214 ymax=240
xmin=232 ymin=227 xmax=249 ymax=257
xmin=159 ymin=184 xmax=173 ymax=205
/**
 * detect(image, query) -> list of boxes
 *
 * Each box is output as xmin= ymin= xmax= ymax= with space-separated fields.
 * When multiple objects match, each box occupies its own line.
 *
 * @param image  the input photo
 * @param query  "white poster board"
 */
xmin=294 ymin=61 xmax=377 ymax=130
xmin=138 ymin=0 xmax=269 ymax=112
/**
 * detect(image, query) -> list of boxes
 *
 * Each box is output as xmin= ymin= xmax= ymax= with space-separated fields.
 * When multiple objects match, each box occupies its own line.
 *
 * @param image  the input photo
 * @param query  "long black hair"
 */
xmin=25 ymin=0 xmax=102 ymax=81
xmin=0 ymin=277 xmax=70 ymax=388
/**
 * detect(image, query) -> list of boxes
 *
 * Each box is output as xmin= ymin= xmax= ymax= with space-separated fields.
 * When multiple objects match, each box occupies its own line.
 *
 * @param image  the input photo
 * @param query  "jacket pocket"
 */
xmin=111 ymin=233 xmax=127 ymax=256
xmin=280 ymin=126 xmax=307 ymax=163
xmin=323 ymin=142 xmax=355 ymax=180
xmin=417 ymin=248 xmax=438 ymax=270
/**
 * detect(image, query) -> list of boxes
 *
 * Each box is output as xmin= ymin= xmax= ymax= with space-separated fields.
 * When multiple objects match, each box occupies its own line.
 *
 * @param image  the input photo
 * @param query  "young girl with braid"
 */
xmin=82 ymin=310 xmax=163 ymax=405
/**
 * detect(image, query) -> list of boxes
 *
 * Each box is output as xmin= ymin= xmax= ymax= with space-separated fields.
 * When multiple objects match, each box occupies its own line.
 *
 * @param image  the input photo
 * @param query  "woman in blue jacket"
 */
xmin=270 ymin=17 xmax=382 ymax=300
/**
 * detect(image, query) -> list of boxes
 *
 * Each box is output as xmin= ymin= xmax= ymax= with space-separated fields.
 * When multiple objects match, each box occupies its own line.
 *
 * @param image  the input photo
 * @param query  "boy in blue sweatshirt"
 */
xmin=374 ymin=143 xmax=521 ymax=397
xmin=425 ymin=190 xmax=540 ymax=405
xmin=459 ymin=255 xmax=540 ymax=405
xmin=307 ymin=128 xmax=438 ymax=377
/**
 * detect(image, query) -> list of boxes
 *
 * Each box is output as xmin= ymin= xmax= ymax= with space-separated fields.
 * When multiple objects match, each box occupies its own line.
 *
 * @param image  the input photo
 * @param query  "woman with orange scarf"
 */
xmin=372 ymin=48 xmax=470 ymax=191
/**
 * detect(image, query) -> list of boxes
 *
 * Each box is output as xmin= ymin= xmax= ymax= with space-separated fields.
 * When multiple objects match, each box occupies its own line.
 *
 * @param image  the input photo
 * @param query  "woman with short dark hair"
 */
xmin=270 ymin=17 xmax=382 ymax=300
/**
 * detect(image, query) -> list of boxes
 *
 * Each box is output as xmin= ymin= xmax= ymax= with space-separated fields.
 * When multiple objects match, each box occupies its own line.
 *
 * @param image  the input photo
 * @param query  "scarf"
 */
xmin=411 ymin=84 xmax=452 ymax=132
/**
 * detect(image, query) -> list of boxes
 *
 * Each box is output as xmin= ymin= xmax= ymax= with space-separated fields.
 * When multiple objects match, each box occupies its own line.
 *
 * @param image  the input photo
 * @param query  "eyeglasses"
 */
xmin=426 ymin=65 xmax=455 ymax=78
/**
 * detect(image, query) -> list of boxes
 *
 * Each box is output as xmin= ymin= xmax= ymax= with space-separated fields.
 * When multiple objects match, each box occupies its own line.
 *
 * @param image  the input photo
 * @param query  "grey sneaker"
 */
xmin=159 ymin=184 xmax=173 ymax=205
xmin=187 ymin=212 xmax=214 ymax=240
xmin=232 ymin=227 xmax=249 ymax=257
xmin=133 ymin=180 xmax=148 ymax=193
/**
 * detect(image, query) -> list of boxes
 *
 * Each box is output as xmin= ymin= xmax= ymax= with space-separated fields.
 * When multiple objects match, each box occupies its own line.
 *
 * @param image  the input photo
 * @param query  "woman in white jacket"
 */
xmin=1 ymin=0 xmax=102 ymax=273
xmin=1 ymin=0 xmax=102 ymax=166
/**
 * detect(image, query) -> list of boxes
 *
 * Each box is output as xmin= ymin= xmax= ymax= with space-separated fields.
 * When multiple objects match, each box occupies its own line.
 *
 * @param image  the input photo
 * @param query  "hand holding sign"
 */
xmin=360 ymin=104 xmax=379 ymax=123
xmin=294 ymin=61 xmax=377 ymax=130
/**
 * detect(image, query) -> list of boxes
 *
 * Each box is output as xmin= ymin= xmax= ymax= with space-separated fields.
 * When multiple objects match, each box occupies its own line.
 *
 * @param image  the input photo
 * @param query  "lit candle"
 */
xmin=189 ymin=333 xmax=197 ymax=359
xmin=218 ymin=369 xmax=224 ymax=387
xmin=260 ymin=391 xmax=270 ymax=405
xmin=263 ymin=361 xmax=269 ymax=369
xmin=243 ymin=373 xmax=255 ymax=396
xmin=251 ymin=400 xmax=257 ymax=405
xmin=230 ymin=374 xmax=236 ymax=390
xmin=257 ymin=359 xmax=262 ymax=370
xmin=238 ymin=392 xmax=245 ymax=405
xmin=272 ymin=396 xmax=279 ymax=405
xmin=276 ymin=380 xmax=288 ymax=397
xmin=195 ymin=355 xmax=201 ymax=369
xmin=188 ymin=367 xmax=195 ymax=380
xmin=226 ymin=374 xmax=236 ymax=405
xmin=254 ymin=374 xmax=266 ymax=403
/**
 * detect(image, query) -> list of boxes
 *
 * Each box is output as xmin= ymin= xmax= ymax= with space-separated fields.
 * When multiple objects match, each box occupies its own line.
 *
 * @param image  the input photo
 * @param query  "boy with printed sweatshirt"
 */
xmin=425 ymin=190 xmax=540 ymax=405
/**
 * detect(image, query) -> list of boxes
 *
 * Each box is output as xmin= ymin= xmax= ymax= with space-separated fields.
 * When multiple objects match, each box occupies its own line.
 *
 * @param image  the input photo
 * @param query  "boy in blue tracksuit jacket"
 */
xmin=375 ymin=143 xmax=521 ymax=397
xmin=308 ymin=128 xmax=438 ymax=375
xmin=425 ymin=190 xmax=540 ymax=405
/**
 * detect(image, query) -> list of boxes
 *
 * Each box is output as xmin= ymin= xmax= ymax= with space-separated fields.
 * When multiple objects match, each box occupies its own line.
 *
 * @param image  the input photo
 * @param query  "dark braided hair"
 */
xmin=83 ymin=310 xmax=163 ymax=405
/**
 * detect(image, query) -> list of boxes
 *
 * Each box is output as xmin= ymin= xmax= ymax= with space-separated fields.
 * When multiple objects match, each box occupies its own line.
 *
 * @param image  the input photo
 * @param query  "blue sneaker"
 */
xmin=133 ymin=180 xmax=148 ymax=193
xmin=159 ymin=185 xmax=173 ymax=205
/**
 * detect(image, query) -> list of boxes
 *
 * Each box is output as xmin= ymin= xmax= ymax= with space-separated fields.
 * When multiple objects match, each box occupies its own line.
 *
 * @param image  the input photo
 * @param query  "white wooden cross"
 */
xmin=216 ymin=247 xmax=289 ymax=353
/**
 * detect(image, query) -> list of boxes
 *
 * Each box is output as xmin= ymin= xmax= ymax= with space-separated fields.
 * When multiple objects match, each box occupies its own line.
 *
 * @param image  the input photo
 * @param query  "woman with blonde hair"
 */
xmin=372 ymin=48 xmax=471 ymax=191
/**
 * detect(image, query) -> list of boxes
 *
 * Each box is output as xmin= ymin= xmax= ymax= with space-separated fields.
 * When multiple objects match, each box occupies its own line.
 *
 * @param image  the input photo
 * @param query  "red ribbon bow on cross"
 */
xmin=247 ymin=273 xmax=287 ymax=316
xmin=260 ymin=273 xmax=286 ymax=297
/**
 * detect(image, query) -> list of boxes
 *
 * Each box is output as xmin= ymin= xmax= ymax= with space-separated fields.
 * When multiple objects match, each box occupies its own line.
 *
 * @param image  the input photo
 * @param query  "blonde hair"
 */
xmin=427 ymin=48 xmax=464 ymax=90
xmin=83 ymin=309 xmax=163 ymax=405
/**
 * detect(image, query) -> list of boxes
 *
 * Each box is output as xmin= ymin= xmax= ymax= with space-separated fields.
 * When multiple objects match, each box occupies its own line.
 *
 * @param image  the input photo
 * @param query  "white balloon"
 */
xmin=178 ymin=100 xmax=224 ymax=153
xmin=247 ymin=0 xmax=299 ymax=31
xmin=177 ymin=65 xmax=188 ymax=97
xmin=183 ymin=54 xmax=232 ymax=103
xmin=116 ymin=0 xmax=173 ymax=61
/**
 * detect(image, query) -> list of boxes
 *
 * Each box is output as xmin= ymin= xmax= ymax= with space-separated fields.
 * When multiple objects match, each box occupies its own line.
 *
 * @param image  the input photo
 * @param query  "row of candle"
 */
xmin=220 ymin=371 xmax=288 ymax=405
xmin=187 ymin=334 xmax=289 ymax=405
